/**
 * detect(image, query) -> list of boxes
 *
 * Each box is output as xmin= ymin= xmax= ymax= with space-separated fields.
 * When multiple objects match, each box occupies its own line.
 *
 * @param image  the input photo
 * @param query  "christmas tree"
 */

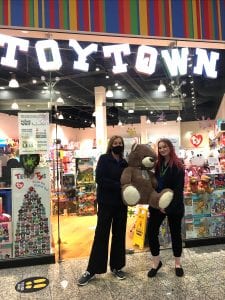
xmin=14 ymin=186 xmax=50 ymax=257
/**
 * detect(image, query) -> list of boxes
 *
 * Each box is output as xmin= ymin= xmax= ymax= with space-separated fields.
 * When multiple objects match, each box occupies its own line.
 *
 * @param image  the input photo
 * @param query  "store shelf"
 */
xmin=184 ymin=237 xmax=225 ymax=248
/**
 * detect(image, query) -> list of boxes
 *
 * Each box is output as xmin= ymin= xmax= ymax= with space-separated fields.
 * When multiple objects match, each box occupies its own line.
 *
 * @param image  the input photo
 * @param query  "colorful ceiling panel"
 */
xmin=0 ymin=0 xmax=224 ymax=41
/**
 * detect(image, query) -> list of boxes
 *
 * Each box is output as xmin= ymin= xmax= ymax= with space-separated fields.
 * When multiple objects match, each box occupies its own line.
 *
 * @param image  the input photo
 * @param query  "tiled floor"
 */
xmin=1 ymin=244 xmax=225 ymax=299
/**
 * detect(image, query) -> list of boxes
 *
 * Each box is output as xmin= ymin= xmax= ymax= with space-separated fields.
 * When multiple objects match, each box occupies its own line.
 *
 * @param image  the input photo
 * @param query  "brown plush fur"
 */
xmin=121 ymin=144 xmax=173 ymax=208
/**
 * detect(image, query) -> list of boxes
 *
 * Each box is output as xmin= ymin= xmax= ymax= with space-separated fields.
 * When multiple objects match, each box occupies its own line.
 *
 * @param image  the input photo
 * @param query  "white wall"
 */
xmin=0 ymin=114 xmax=18 ymax=138
xmin=0 ymin=112 xmax=218 ymax=154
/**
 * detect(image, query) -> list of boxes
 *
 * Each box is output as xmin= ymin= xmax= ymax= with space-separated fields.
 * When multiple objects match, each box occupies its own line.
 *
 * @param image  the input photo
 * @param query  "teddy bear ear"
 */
xmin=131 ymin=143 xmax=138 ymax=151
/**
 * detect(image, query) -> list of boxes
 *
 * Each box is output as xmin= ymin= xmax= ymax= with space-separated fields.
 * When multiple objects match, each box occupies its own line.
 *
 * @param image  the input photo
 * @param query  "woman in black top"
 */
xmin=147 ymin=138 xmax=185 ymax=278
xmin=78 ymin=135 xmax=128 ymax=286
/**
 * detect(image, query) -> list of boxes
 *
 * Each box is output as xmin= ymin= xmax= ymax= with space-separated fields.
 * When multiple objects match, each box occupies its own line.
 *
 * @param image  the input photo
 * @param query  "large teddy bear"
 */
xmin=120 ymin=143 xmax=174 ymax=209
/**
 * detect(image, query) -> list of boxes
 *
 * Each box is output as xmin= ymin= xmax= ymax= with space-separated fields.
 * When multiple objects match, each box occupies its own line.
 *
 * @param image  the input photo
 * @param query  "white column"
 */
xmin=140 ymin=115 xmax=148 ymax=144
xmin=94 ymin=86 xmax=107 ymax=154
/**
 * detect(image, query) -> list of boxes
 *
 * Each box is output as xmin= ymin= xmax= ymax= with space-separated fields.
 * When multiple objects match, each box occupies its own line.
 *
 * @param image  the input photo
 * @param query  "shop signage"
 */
xmin=0 ymin=33 xmax=220 ymax=78
xmin=190 ymin=134 xmax=203 ymax=147
xmin=18 ymin=112 xmax=49 ymax=155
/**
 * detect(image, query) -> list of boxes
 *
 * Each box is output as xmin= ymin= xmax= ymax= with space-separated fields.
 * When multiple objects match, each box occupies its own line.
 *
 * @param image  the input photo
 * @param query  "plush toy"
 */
xmin=188 ymin=175 xmax=213 ymax=194
xmin=120 ymin=143 xmax=173 ymax=208
xmin=188 ymin=176 xmax=200 ymax=193
xmin=0 ymin=213 xmax=11 ymax=222
xmin=198 ymin=175 xmax=214 ymax=194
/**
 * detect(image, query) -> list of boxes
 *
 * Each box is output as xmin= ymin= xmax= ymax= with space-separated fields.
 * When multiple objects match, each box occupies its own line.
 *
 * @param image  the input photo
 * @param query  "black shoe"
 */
xmin=112 ymin=269 xmax=126 ymax=280
xmin=175 ymin=266 xmax=184 ymax=277
xmin=77 ymin=271 xmax=95 ymax=286
xmin=147 ymin=261 xmax=162 ymax=278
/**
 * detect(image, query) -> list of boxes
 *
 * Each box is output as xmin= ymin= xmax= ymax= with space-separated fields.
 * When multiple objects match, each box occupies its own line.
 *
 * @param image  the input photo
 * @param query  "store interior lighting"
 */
xmin=106 ymin=87 xmax=113 ymax=98
xmin=157 ymin=80 xmax=166 ymax=92
xmin=11 ymin=101 xmax=19 ymax=109
xmin=8 ymin=74 xmax=19 ymax=88
xmin=177 ymin=111 xmax=182 ymax=122
xmin=58 ymin=112 xmax=64 ymax=119
xmin=56 ymin=97 xmax=64 ymax=104
xmin=146 ymin=117 xmax=151 ymax=124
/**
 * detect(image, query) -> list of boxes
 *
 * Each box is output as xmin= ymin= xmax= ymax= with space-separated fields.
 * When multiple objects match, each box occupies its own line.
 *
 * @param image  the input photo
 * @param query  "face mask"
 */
xmin=112 ymin=145 xmax=123 ymax=155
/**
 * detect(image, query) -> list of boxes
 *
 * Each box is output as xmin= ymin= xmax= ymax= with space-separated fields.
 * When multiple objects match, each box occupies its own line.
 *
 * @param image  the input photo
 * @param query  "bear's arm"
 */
xmin=120 ymin=167 xmax=133 ymax=185
xmin=148 ymin=171 xmax=158 ymax=189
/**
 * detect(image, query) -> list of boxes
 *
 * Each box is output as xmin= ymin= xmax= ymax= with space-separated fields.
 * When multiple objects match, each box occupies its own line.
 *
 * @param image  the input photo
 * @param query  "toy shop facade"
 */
xmin=0 ymin=0 xmax=225 ymax=264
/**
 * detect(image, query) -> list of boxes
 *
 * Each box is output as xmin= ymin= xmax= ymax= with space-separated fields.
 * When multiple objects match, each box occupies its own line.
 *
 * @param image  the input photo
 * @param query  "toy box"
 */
xmin=184 ymin=218 xmax=195 ymax=239
xmin=209 ymin=216 xmax=225 ymax=237
xmin=192 ymin=193 xmax=211 ymax=217
xmin=184 ymin=194 xmax=193 ymax=217
xmin=210 ymin=189 xmax=225 ymax=216
xmin=193 ymin=217 xmax=210 ymax=238
xmin=0 ymin=243 xmax=12 ymax=259
xmin=0 ymin=222 xmax=12 ymax=244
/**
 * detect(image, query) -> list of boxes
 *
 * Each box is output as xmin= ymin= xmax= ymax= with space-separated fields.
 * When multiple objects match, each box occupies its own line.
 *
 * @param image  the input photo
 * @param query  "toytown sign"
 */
xmin=0 ymin=33 xmax=220 ymax=79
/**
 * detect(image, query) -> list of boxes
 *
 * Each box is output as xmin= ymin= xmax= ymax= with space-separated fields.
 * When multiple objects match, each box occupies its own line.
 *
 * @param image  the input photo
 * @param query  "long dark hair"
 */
xmin=156 ymin=138 xmax=183 ymax=170
xmin=106 ymin=135 xmax=125 ymax=156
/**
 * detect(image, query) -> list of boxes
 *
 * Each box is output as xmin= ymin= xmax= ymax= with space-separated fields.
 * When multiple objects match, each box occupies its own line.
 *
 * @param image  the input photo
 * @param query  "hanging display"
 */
xmin=20 ymin=154 xmax=40 ymax=176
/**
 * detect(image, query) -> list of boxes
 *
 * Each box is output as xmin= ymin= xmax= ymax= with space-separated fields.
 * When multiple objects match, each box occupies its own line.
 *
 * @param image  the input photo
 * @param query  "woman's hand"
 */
xmin=160 ymin=208 xmax=166 ymax=214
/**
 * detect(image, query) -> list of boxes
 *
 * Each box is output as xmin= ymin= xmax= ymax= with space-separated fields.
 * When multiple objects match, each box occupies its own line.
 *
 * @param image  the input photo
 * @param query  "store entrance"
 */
xmin=51 ymin=213 xmax=139 ymax=260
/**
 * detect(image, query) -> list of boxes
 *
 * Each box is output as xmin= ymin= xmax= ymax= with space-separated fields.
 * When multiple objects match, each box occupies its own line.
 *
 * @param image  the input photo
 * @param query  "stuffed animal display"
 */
xmin=188 ymin=175 xmax=214 ymax=194
xmin=120 ymin=143 xmax=173 ymax=208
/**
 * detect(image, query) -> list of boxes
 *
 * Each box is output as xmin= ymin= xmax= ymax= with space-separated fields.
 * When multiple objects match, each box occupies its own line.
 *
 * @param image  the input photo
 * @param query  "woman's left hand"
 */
xmin=160 ymin=208 xmax=166 ymax=214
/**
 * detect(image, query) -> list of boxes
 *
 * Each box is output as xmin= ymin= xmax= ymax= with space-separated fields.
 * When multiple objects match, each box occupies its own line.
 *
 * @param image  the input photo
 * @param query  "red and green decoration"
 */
xmin=20 ymin=154 xmax=40 ymax=176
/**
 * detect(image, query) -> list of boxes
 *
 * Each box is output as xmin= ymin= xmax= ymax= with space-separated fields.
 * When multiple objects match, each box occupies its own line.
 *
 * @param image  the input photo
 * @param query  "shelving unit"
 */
xmin=75 ymin=158 xmax=97 ymax=216
xmin=184 ymin=174 xmax=225 ymax=247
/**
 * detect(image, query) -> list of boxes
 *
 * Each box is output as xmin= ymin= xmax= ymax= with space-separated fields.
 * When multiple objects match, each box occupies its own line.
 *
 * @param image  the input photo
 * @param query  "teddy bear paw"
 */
xmin=159 ymin=191 xmax=174 ymax=209
xmin=123 ymin=186 xmax=140 ymax=206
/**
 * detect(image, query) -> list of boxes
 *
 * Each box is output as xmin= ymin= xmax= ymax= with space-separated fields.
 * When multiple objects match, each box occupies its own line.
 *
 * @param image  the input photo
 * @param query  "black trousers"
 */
xmin=87 ymin=203 xmax=127 ymax=274
xmin=148 ymin=209 xmax=183 ymax=257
